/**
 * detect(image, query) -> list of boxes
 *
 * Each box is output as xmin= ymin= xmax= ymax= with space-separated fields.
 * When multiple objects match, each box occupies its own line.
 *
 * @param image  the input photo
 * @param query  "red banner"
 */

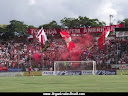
xmin=28 ymin=24 xmax=123 ymax=37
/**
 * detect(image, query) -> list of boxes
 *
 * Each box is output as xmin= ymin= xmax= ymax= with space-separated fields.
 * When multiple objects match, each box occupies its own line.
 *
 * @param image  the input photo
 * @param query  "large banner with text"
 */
xmin=28 ymin=24 xmax=123 ymax=38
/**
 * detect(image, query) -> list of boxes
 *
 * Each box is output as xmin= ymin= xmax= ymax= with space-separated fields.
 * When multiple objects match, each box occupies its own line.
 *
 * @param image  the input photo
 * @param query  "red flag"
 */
xmin=0 ymin=65 xmax=3 ymax=71
xmin=0 ymin=65 xmax=8 ymax=71
xmin=2 ymin=67 xmax=8 ymax=71
xmin=60 ymin=31 xmax=75 ymax=50
xmin=98 ymin=29 xmax=110 ymax=49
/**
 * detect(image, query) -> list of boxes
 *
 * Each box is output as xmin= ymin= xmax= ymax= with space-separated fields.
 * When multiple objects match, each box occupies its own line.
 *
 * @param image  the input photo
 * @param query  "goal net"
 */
xmin=54 ymin=61 xmax=96 ymax=75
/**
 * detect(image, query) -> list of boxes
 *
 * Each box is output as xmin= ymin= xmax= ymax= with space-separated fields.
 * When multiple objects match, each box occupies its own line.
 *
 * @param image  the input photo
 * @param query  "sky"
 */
xmin=0 ymin=0 xmax=128 ymax=27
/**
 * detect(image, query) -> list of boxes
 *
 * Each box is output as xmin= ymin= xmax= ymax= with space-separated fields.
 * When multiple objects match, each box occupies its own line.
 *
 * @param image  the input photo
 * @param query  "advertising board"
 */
xmin=82 ymin=70 xmax=93 ymax=75
xmin=116 ymin=31 xmax=128 ymax=37
xmin=0 ymin=72 xmax=23 ymax=77
xmin=55 ymin=71 xmax=82 ymax=75
xmin=116 ymin=70 xmax=128 ymax=75
xmin=111 ymin=64 xmax=128 ymax=69
xmin=97 ymin=70 xmax=116 ymax=75
xmin=8 ymin=68 xmax=22 ymax=72
xmin=42 ymin=71 xmax=54 ymax=75
xmin=23 ymin=71 xmax=42 ymax=76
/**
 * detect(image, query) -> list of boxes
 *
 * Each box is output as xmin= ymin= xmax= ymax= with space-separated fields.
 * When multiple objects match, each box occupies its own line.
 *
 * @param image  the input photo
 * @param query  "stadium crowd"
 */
xmin=0 ymin=36 xmax=128 ymax=71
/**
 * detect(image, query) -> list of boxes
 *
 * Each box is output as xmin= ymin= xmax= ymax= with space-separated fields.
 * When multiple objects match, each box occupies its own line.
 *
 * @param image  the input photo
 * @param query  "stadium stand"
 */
xmin=0 ymin=36 xmax=128 ymax=71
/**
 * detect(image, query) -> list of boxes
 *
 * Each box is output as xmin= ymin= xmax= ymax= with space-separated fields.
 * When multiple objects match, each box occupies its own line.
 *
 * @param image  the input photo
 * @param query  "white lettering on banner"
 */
xmin=69 ymin=29 xmax=80 ymax=34
xmin=84 ymin=26 xmax=113 ymax=33
xmin=29 ymin=28 xmax=39 ymax=35
xmin=66 ymin=71 xmax=81 ymax=75
xmin=82 ymin=70 xmax=93 ymax=75
xmin=83 ymin=28 xmax=88 ymax=33
xmin=110 ymin=26 xmax=115 ymax=31
xmin=106 ymin=71 xmax=115 ymax=75
xmin=97 ymin=27 xmax=103 ymax=32
xmin=42 ymin=71 xmax=54 ymax=75
xmin=106 ymin=26 xmax=111 ymax=31
xmin=45 ymin=29 xmax=57 ymax=35
xmin=55 ymin=71 xmax=82 ymax=75
xmin=30 ymin=29 xmax=34 ymax=34
xmin=92 ymin=28 xmax=97 ymax=32
xmin=43 ymin=92 xmax=85 ymax=95
xmin=97 ymin=70 xmax=116 ymax=75
xmin=88 ymin=28 xmax=94 ymax=33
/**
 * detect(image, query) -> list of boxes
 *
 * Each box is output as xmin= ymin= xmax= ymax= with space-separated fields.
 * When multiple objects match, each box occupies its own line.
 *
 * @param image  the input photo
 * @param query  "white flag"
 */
xmin=36 ymin=28 xmax=47 ymax=45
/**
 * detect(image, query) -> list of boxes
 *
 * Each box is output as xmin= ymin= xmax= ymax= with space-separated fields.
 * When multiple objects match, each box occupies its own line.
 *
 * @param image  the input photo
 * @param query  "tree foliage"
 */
xmin=6 ymin=20 xmax=28 ymax=35
xmin=0 ymin=20 xmax=38 ymax=40
xmin=117 ymin=18 xmax=128 ymax=28
xmin=60 ymin=16 xmax=106 ymax=28
xmin=39 ymin=20 xmax=61 ymax=29
xmin=123 ymin=18 xmax=128 ymax=27
xmin=28 ymin=25 xmax=36 ymax=28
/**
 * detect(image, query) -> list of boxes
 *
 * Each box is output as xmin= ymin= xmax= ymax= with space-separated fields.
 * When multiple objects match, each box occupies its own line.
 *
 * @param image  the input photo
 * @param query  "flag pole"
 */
xmin=68 ymin=48 xmax=71 ymax=61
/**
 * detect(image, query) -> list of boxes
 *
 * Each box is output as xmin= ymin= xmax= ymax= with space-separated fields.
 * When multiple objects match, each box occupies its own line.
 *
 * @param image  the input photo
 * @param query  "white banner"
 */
xmin=116 ymin=31 xmax=128 ymax=37
xmin=0 ymin=72 xmax=23 ymax=77
xmin=111 ymin=64 xmax=128 ymax=69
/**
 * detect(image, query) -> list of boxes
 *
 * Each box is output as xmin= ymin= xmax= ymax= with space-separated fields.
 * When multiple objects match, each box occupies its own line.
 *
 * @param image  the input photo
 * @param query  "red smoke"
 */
xmin=60 ymin=33 xmax=94 ymax=61
xmin=32 ymin=52 xmax=42 ymax=62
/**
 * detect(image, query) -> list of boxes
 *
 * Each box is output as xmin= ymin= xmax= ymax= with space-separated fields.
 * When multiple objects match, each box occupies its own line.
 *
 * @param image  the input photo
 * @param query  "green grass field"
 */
xmin=0 ymin=75 xmax=128 ymax=92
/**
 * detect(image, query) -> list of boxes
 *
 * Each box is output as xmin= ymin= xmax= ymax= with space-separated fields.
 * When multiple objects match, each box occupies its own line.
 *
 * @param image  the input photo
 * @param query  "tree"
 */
xmin=28 ymin=25 xmax=36 ymax=28
xmin=60 ymin=16 xmax=106 ymax=28
xmin=117 ymin=18 xmax=128 ymax=27
xmin=60 ymin=17 xmax=77 ymax=28
xmin=0 ymin=25 xmax=9 ymax=40
xmin=6 ymin=20 xmax=28 ymax=36
xmin=0 ymin=25 xmax=7 ymax=33
xmin=123 ymin=18 xmax=128 ymax=27
xmin=0 ymin=27 xmax=4 ymax=33
xmin=39 ymin=20 xmax=61 ymax=29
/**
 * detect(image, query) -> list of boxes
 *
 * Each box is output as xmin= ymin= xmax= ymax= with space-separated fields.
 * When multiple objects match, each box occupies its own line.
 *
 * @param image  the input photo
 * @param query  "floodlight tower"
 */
xmin=109 ymin=15 xmax=113 ymax=25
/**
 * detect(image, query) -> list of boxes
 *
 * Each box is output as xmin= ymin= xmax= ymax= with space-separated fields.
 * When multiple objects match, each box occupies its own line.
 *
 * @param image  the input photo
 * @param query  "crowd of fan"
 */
xmin=88 ymin=37 xmax=128 ymax=69
xmin=0 ymin=36 xmax=128 ymax=71
xmin=0 ymin=40 xmax=42 ymax=71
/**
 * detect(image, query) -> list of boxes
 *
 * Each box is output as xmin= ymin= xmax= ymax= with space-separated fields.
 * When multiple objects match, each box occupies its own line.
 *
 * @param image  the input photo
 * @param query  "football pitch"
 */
xmin=0 ymin=75 xmax=128 ymax=92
